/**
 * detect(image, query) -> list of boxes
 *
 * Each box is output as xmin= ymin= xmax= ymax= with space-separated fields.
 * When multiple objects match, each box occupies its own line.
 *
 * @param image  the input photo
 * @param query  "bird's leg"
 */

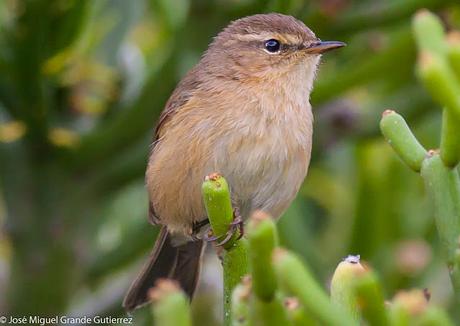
xmin=202 ymin=207 xmax=244 ymax=245
xmin=192 ymin=218 xmax=214 ymax=241
xmin=193 ymin=218 xmax=210 ymax=233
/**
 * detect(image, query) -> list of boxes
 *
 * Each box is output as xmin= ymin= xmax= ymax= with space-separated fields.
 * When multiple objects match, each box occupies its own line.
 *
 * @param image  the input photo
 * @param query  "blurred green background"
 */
xmin=0 ymin=0 xmax=459 ymax=324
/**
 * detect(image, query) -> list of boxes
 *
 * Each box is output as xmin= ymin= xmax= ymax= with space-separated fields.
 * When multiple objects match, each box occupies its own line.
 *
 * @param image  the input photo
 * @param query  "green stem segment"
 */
xmin=387 ymin=290 xmax=424 ymax=326
xmin=151 ymin=280 xmax=192 ymax=326
xmin=250 ymin=293 xmax=292 ymax=326
xmin=231 ymin=280 xmax=252 ymax=326
xmin=418 ymin=307 xmax=455 ymax=326
xmin=388 ymin=301 xmax=411 ymax=326
xmin=285 ymin=298 xmax=316 ymax=326
xmin=379 ymin=110 xmax=427 ymax=172
xmin=417 ymin=52 xmax=460 ymax=121
xmin=223 ymin=239 xmax=250 ymax=325
xmin=412 ymin=9 xmax=447 ymax=56
xmin=246 ymin=212 xmax=291 ymax=326
xmin=448 ymin=32 xmax=460 ymax=80
xmin=353 ymin=269 xmax=389 ymax=326
xmin=202 ymin=173 xmax=249 ymax=326
xmin=247 ymin=211 xmax=278 ymax=301
xmin=272 ymin=249 xmax=357 ymax=326
xmin=420 ymin=153 xmax=460 ymax=300
xmin=440 ymin=109 xmax=460 ymax=168
xmin=412 ymin=12 xmax=460 ymax=168
xmin=330 ymin=255 xmax=365 ymax=321
xmin=202 ymin=173 xmax=236 ymax=247
xmin=388 ymin=290 xmax=454 ymax=326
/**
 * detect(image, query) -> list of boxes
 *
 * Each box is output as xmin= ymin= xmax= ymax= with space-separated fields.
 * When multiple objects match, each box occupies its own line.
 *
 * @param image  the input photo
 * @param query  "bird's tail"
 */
xmin=123 ymin=226 xmax=205 ymax=311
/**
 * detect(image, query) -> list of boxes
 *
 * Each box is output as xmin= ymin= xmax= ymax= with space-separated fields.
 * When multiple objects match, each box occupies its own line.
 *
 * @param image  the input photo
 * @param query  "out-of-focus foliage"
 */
xmin=152 ymin=196 xmax=454 ymax=326
xmin=0 ymin=0 xmax=459 ymax=325
xmin=378 ymin=9 xmax=460 ymax=317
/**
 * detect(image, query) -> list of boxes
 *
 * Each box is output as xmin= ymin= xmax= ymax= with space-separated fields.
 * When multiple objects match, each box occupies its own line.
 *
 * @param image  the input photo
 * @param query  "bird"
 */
xmin=123 ymin=12 xmax=345 ymax=311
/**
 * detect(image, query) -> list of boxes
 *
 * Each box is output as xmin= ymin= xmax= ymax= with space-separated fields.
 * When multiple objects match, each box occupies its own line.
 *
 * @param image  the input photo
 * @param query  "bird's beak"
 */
xmin=304 ymin=40 xmax=346 ymax=54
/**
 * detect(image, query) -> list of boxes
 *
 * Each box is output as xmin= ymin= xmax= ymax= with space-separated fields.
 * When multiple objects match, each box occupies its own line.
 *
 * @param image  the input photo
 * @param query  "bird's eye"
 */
xmin=264 ymin=39 xmax=281 ymax=53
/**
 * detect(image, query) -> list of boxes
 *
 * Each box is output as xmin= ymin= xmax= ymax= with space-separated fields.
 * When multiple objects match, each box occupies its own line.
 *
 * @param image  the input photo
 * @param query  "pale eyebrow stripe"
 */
xmin=233 ymin=32 xmax=302 ymax=45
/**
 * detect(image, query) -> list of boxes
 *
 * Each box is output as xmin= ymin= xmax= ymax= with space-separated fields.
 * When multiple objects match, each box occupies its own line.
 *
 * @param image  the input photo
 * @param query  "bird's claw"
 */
xmin=204 ymin=208 xmax=244 ymax=246
xmin=216 ymin=230 xmax=235 ymax=246
xmin=203 ymin=232 xmax=219 ymax=242
xmin=230 ymin=214 xmax=244 ymax=241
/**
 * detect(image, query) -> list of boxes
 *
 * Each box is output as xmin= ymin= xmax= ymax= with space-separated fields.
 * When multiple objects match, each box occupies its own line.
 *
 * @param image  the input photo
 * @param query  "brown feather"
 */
xmin=123 ymin=227 xmax=205 ymax=311
xmin=148 ymin=67 xmax=202 ymax=225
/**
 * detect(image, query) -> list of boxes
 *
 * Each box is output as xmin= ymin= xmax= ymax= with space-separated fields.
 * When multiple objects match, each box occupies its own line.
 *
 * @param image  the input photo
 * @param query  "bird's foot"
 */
xmin=191 ymin=218 xmax=210 ymax=241
xmin=203 ymin=208 xmax=244 ymax=246
xmin=203 ymin=231 xmax=218 ymax=242
xmin=229 ymin=207 xmax=244 ymax=241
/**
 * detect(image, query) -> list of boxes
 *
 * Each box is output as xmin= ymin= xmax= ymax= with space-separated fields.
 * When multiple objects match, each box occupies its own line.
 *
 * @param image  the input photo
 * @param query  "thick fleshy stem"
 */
xmin=412 ymin=9 xmax=447 ymax=56
xmin=440 ymin=109 xmax=460 ymax=168
xmin=412 ymin=10 xmax=460 ymax=168
xmin=249 ymin=293 xmax=292 ymax=326
xmin=380 ymin=107 xmax=460 ymax=301
xmin=388 ymin=290 xmax=427 ymax=325
xmin=388 ymin=289 xmax=455 ymax=325
xmin=353 ymin=268 xmax=389 ymax=326
xmin=231 ymin=278 xmax=252 ymax=326
xmin=447 ymin=32 xmax=460 ymax=80
xmin=202 ymin=173 xmax=238 ymax=248
xmin=202 ymin=173 xmax=249 ymax=326
xmin=420 ymin=153 xmax=460 ymax=302
xmin=150 ymin=280 xmax=192 ymax=326
xmin=417 ymin=53 xmax=460 ymax=167
xmin=246 ymin=211 xmax=290 ymax=326
xmin=379 ymin=110 xmax=427 ymax=172
xmin=284 ymin=297 xmax=315 ymax=326
xmin=330 ymin=255 xmax=366 ymax=322
xmin=246 ymin=211 xmax=278 ymax=301
xmin=272 ymin=249 xmax=357 ymax=326
xmin=417 ymin=307 xmax=455 ymax=326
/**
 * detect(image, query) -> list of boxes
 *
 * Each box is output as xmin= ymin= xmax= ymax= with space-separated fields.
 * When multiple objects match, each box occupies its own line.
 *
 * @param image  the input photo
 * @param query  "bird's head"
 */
xmin=202 ymin=13 xmax=345 ymax=84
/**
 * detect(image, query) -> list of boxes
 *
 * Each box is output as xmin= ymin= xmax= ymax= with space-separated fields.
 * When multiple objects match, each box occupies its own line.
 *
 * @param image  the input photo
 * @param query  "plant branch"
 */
xmin=202 ymin=173 xmax=249 ymax=326
xmin=420 ymin=153 xmax=460 ymax=302
xmin=272 ymin=249 xmax=357 ymax=326
xmin=150 ymin=280 xmax=192 ymax=326
xmin=380 ymin=110 xmax=427 ymax=172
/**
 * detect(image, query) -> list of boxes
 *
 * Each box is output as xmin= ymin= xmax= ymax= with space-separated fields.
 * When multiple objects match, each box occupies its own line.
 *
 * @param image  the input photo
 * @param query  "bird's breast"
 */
xmin=211 ymin=97 xmax=313 ymax=219
xmin=147 ymin=78 xmax=314 ymax=235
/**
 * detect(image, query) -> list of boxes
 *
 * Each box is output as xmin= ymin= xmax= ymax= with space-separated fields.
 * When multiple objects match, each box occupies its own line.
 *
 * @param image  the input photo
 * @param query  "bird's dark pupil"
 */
xmin=265 ymin=39 xmax=280 ymax=52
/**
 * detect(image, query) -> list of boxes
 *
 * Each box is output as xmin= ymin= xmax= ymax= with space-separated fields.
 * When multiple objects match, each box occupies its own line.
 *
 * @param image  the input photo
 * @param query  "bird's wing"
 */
xmin=148 ymin=67 xmax=202 ymax=225
xmin=153 ymin=70 xmax=201 ymax=141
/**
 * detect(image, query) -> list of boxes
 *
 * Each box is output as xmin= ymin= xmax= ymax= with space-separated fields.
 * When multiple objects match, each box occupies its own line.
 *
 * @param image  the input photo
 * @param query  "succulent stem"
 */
xmin=202 ymin=173 xmax=249 ymax=326
xmin=150 ymin=280 xmax=192 ymax=326
xmin=330 ymin=255 xmax=366 ymax=321
xmin=247 ymin=211 xmax=278 ymax=301
xmin=272 ymin=249 xmax=357 ymax=326
xmin=420 ymin=153 xmax=460 ymax=300
xmin=380 ymin=110 xmax=427 ymax=172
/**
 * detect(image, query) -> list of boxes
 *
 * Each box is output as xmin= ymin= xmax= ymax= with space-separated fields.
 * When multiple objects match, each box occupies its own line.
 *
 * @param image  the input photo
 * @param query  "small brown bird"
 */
xmin=123 ymin=13 xmax=345 ymax=311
